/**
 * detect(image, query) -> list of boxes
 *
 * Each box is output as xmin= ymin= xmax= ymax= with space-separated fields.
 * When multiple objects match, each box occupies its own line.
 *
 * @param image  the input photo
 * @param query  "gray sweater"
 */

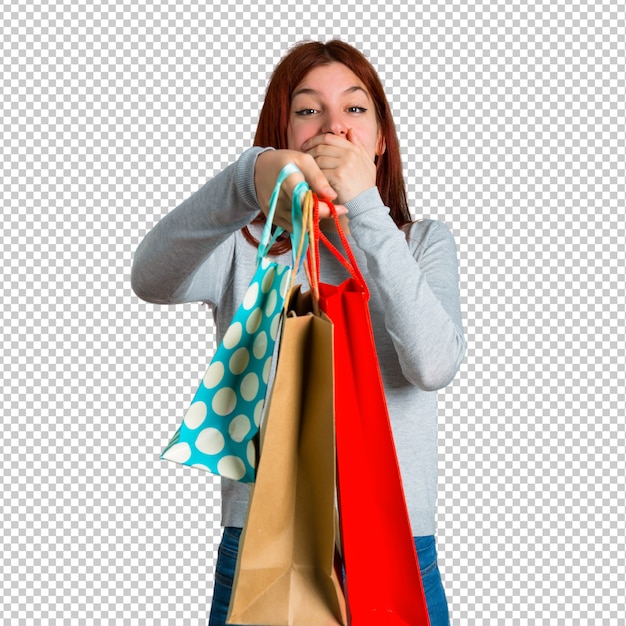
xmin=131 ymin=147 xmax=466 ymax=536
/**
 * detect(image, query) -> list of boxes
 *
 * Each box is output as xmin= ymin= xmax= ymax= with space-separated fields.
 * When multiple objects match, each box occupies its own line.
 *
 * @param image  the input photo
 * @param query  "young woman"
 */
xmin=132 ymin=40 xmax=466 ymax=626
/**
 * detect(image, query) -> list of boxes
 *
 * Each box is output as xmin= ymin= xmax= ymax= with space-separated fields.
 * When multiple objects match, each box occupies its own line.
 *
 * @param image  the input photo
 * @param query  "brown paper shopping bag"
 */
xmin=227 ymin=191 xmax=346 ymax=626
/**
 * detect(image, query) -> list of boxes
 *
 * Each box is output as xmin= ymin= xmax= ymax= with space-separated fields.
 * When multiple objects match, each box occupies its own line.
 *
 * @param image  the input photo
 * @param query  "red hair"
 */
xmin=244 ymin=40 xmax=410 ymax=252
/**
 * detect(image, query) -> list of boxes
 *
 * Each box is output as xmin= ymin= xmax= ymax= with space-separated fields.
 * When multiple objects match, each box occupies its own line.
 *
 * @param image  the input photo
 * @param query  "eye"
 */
xmin=295 ymin=108 xmax=318 ymax=116
xmin=347 ymin=106 xmax=368 ymax=114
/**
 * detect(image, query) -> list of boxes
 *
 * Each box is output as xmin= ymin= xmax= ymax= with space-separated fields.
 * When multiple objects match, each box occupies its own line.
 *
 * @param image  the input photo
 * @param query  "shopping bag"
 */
xmin=227 ymin=191 xmax=347 ymax=626
xmin=311 ymin=196 xmax=431 ymax=625
xmin=161 ymin=163 xmax=306 ymax=483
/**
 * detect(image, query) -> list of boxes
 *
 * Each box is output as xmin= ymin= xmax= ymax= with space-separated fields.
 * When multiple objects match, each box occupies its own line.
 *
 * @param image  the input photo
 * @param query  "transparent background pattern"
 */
xmin=2 ymin=0 xmax=624 ymax=624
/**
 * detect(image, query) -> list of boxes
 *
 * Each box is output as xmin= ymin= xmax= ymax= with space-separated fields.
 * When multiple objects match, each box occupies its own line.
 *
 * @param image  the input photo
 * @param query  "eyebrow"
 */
xmin=291 ymin=85 xmax=370 ymax=100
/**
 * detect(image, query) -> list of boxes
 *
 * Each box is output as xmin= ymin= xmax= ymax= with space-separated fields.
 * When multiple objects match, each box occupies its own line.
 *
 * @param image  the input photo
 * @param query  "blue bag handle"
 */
xmin=256 ymin=163 xmax=309 ymax=270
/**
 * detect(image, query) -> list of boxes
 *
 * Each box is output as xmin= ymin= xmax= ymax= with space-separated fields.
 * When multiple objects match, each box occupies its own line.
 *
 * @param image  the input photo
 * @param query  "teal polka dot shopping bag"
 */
xmin=161 ymin=164 xmax=309 ymax=483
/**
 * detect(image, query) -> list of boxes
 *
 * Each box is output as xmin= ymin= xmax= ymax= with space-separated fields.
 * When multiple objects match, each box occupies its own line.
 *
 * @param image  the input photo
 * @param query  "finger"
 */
xmin=309 ymin=155 xmax=342 ymax=175
xmin=305 ymin=135 xmax=362 ymax=170
xmin=345 ymin=128 xmax=371 ymax=157
xmin=317 ymin=200 xmax=348 ymax=219
xmin=296 ymin=153 xmax=337 ymax=200
xmin=301 ymin=134 xmax=331 ymax=151
xmin=281 ymin=167 xmax=306 ymax=191
xmin=302 ymin=133 xmax=352 ymax=151
xmin=345 ymin=128 xmax=366 ymax=152
xmin=305 ymin=143 xmax=346 ymax=163
xmin=271 ymin=187 xmax=297 ymax=232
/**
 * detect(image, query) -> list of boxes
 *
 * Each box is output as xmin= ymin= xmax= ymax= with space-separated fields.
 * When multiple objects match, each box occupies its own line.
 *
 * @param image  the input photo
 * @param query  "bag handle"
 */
xmin=257 ymin=163 xmax=308 ymax=269
xmin=310 ymin=194 xmax=370 ymax=299
xmin=290 ymin=187 xmax=311 ymax=281
xmin=303 ymin=191 xmax=320 ymax=316
xmin=279 ymin=188 xmax=324 ymax=318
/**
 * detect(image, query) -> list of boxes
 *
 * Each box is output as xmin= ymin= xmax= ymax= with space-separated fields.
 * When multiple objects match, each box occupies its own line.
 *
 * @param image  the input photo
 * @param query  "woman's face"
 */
xmin=287 ymin=62 xmax=384 ymax=160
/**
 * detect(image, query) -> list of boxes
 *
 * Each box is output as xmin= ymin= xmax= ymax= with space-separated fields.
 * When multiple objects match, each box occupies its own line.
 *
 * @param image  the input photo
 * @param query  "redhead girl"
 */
xmin=132 ymin=40 xmax=466 ymax=626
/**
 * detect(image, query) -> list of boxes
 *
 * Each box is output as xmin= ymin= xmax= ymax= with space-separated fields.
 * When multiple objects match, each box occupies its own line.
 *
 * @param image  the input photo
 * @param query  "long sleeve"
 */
xmin=131 ymin=147 xmax=270 ymax=305
xmin=345 ymin=187 xmax=466 ymax=391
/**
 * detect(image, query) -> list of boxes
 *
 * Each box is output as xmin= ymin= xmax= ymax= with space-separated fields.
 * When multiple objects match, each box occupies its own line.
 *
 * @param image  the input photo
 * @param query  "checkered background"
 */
xmin=2 ymin=0 xmax=624 ymax=623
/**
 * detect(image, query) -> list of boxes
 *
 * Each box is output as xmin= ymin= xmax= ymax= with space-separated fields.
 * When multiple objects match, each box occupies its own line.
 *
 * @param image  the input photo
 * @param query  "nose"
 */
xmin=322 ymin=112 xmax=347 ymax=136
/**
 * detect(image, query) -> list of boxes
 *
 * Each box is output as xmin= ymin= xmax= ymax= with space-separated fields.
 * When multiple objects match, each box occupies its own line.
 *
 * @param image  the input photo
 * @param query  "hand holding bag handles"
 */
xmin=161 ymin=164 xmax=307 ymax=483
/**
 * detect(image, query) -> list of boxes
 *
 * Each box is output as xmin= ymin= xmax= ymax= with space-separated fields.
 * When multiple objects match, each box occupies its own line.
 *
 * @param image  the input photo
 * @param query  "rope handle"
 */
xmin=310 ymin=194 xmax=370 ymax=299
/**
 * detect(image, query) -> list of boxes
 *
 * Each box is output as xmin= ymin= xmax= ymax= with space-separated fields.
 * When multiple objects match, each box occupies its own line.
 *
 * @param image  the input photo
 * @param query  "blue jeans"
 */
xmin=208 ymin=527 xmax=450 ymax=626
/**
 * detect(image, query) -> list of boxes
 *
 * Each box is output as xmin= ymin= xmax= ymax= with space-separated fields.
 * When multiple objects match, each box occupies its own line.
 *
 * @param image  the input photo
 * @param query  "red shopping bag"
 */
xmin=310 ymin=196 xmax=430 ymax=626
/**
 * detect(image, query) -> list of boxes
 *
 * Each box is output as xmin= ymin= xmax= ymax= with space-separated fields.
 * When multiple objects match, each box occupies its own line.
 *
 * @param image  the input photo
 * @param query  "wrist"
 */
xmin=238 ymin=146 xmax=275 ymax=211
xmin=344 ymin=187 xmax=384 ymax=218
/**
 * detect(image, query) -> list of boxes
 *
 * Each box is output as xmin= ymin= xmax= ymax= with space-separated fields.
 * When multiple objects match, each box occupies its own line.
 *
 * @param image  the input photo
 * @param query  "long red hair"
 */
xmin=244 ymin=40 xmax=409 ymax=252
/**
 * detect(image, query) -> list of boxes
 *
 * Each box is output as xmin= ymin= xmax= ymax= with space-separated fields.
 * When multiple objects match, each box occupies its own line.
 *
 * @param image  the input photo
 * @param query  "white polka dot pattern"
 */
xmin=161 ymin=259 xmax=292 ymax=483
